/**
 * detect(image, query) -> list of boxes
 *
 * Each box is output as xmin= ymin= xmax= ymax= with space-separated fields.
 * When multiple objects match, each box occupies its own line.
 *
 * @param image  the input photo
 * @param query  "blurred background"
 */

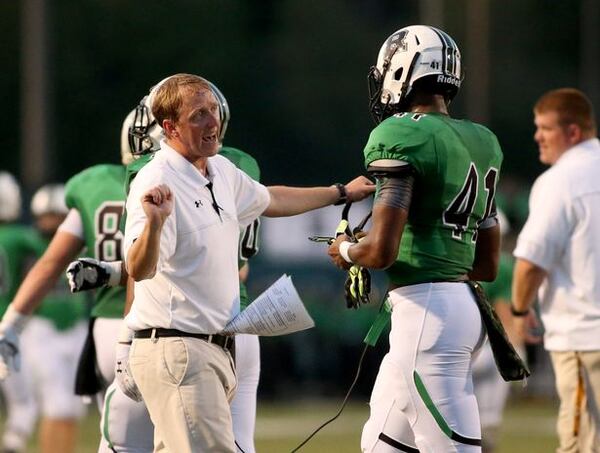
xmin=2 ymin=0 xmax=599 ymax=451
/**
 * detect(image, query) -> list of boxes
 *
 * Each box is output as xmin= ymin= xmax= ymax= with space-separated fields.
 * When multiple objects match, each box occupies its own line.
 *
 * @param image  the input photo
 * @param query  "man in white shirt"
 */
xmin=512 ymin=88 xmax=600 ymax=452
xmin=124 ymin=73 xmax=375 ymax=452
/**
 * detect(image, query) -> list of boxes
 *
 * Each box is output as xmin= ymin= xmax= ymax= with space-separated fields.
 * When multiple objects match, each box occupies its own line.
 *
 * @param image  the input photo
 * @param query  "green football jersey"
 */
xmin=480 ymin=252 xmax=513 ymax=303
xmin=364 ymin=112 xmax=503 ymax=286
xmin=124 ymin=146 xmax=261 ymax=309
xmin=0 ymin=225 xmax=45 ymax=316
xmin=34 ymin=236 xmax=88 ymax=331
xmin=65 ymin=164 xmax=127 ymax=318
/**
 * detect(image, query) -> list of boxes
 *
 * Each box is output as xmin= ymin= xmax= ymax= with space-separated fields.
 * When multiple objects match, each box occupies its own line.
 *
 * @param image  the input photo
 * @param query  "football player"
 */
xmin=0 ymin=172 xmax=38 ymax=453
xmin=18 ymin=184 xmax=88 ymax=453
xmin=0 ymin=135 xmax=154 ymax=451
xmin=328 ymin=25 xmax=503 ymax=452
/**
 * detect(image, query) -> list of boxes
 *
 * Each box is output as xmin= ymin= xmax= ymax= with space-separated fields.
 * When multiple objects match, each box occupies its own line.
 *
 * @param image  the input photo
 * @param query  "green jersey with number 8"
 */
xmin=65 ymin=164 xmax=127 ymax=318
xmin=364 ymin=112 xmax=503 ymax=287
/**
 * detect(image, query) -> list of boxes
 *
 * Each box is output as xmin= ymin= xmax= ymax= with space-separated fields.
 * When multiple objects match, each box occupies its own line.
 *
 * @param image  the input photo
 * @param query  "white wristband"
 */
xmin=2 ymin=305 xmax=30 ymax=335
xmin=105 ymin=261 xmax=123 ymax=287
xmin=339 ymin=241 xmax=354 ymax=264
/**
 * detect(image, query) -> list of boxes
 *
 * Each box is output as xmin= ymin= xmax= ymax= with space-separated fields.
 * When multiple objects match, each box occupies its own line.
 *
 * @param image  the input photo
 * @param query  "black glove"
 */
xmin=344 ymin=265 xmax=371 ymax=309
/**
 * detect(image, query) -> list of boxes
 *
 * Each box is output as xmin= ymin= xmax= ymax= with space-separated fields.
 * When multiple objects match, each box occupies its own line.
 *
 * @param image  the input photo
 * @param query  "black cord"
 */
xmin=235 ymin=440 xmax=247 ymax=453
xmin=289 ymin=342 xmax=370 ymax=453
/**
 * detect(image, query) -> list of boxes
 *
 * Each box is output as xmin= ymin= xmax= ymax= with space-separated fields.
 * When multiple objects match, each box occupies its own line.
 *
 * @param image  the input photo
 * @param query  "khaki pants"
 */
xmin=550 ymin=350 xmax=600 ymax=453
xmin=130 ymin=336 xmax=237 ymax=453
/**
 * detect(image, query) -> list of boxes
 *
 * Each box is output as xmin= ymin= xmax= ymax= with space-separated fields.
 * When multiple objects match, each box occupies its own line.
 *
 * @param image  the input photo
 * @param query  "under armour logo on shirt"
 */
xmin=194 ymin=200 xmax=203 ymax=208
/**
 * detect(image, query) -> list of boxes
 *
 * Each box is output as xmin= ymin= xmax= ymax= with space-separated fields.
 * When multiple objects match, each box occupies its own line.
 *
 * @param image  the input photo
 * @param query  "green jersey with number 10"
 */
xmin=65 ymin=164 xmax=127 ymax=318
xmin=364 ymin=112 xmax=503 ymax=287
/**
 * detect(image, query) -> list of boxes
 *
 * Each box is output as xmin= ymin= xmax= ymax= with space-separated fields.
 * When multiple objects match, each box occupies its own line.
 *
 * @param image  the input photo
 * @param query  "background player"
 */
xmin=0 ymin=129 xmax=155 ymax=452
xmin=19 ymin=184 xmax=88 ymax=453
xmin=0 ymin=172 xmax=39 ymax=453
xmin=328 ymin=25 xmax=503 ymax=452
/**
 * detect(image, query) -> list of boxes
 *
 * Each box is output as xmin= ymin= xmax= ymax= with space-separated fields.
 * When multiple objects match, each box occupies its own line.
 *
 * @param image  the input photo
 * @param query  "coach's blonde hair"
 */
xmin=534 ymin=88 xmax=597 ymax=136
xmin=150 ymin=74 xmax=211 ymax=127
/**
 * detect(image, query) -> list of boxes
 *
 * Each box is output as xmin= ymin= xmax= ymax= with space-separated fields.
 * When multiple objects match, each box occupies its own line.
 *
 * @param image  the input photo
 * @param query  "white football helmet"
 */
xmin=0 ymin=172 xmax=22 ymax=222
xmin=120 ymin=95 xmax=163 ymax=165
xmin=31 ymin=184 xmax=68 ymax=217
xmin=368 ymin=25 xmax=462 ymax=123
xmin=208 ymin=81 xmax=230 ymax=143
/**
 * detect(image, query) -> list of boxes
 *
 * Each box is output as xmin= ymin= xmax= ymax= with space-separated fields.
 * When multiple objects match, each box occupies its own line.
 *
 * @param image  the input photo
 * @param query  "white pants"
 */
xmin=94 ymin=318 xmax=154 ymax=453
xmin=1 ymin=367 xmax=37 ymax=451
xmin=21 ymin=317 xmax=87 ymax=418
xmin=472 ymin=341 xmax=510 ymax=429
xmin=361 ymin=282 xmax=485 ymax=453
xmin=231 ymin=334 xmax=261 ymax=453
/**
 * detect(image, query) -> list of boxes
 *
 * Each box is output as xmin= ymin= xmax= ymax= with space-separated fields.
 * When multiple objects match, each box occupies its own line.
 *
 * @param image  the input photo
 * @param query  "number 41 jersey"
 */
xmin=65 ymin=164 xmax=127 ymax=318
xmin=364 ymin=112 xmax=503 ymax=287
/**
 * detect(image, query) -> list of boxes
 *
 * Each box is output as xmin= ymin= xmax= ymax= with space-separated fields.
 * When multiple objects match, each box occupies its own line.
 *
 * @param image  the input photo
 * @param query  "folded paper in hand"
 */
xmin=222 ymin=274 xmax=314 ymax=336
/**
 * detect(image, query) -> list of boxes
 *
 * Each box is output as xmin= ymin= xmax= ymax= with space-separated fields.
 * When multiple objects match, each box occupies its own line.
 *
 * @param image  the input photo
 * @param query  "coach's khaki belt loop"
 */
xmin=207 ymin=334 xmax=213 ymax=343
xmin=150 ymin=328 xmax=158 ymax=343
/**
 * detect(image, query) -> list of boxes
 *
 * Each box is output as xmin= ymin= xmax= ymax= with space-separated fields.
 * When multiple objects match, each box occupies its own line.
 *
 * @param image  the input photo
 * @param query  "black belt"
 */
xmin=134 ymin=328 xmax=235 ymax=353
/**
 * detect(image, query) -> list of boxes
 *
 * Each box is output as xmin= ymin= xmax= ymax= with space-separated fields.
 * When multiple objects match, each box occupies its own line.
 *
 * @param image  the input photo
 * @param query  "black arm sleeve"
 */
xmin=367 ymin=162 xmax=415 ymax=211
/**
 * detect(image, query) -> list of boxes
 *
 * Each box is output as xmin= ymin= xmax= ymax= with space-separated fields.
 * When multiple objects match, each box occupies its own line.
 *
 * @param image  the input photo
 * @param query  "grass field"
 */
xmin=14 ymin=396 xmax=558 ymax=452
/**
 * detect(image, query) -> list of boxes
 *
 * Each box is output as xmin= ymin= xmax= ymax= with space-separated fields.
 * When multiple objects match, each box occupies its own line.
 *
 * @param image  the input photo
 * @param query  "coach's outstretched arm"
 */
xmin=263 ymin=176 xmax=374 ymax=217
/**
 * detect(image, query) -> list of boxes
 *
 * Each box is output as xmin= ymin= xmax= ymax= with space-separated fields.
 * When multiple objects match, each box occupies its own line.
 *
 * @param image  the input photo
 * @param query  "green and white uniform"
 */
xmin=65 ymin=164 xmax=154 ymax=453
xmin=0 ymin=225 xmax=45 ymax=449
xmin=65 ymin=164 xmax=127 ymax=320
xmin=361 ymin=112 xmax=503 ymax=452
xmin=21 ymin=232 xmax=88 ymax=419
xmin=125 ymin=146 xmax=262 ymax=453
xmin=364 ymin=112 xmax=503 ymax=287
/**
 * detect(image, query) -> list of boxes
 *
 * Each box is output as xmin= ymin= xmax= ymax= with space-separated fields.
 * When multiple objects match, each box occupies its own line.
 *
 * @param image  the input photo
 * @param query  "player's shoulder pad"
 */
xmin=364 ymin=113 xmax=435 ymax=170
xmin=220 ymin=146 xmax=261 ymax=182
xmin=65 ymin=164 xmax=122 ymax=207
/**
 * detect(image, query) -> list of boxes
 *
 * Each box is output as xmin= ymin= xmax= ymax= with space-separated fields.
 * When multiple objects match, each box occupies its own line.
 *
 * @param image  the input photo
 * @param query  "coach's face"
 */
xmin=533 ymin=110 xmax=578 ymax=166
xmin=172 ymin=87 xmax=221 ymax=163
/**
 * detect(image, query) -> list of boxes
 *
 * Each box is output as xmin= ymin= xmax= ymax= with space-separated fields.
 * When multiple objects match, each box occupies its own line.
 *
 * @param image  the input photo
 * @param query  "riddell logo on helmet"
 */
xmin=437 ymin=74 xmax=460 ymax=87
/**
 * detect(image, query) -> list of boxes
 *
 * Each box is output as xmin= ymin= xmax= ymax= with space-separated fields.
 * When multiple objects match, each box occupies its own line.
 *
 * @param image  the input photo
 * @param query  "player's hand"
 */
xmin=344 ymin=265 xmax=372 ymax=309
xmin=66 ymin=258 xmax=112 ymax=292
xmin=343 ymin=176 xmax=375 ymax=203
xmin=514 ymin=310 xmax=542 ymax=345
xmin=141 ymin=184 xmax=173 ymax=224
xmin=0 ymin=306 xmax=29 ymax=380
xmin=115 ymin=327 xmax=142 ymax=402
xmin=328 ymin=234 xmax=353 ymax=270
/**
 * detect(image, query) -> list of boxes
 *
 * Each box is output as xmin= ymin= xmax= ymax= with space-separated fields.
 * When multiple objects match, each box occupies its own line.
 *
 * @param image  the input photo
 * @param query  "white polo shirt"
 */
xmin=514 ymin=138 xmax=600 ymax=351
xmin=124 ymin=143 xmax=271 ymax=334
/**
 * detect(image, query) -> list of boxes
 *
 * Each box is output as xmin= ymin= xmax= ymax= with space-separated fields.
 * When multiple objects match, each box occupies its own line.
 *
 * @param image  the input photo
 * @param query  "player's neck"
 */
xmin=409 ymin=95 xmax=449 ymax=116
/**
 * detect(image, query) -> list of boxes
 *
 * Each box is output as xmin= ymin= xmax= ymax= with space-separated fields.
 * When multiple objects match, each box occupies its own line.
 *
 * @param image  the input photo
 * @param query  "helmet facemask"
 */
xmin=128 ymin=98 xmax=160 ymax=157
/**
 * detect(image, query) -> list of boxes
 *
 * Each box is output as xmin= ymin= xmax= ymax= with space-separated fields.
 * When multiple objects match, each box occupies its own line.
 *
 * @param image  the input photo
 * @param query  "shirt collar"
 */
xmin=159 ymin=140 xmax=211 ymax=187
xmin=556 ymin=138 xmax=600 ymax=166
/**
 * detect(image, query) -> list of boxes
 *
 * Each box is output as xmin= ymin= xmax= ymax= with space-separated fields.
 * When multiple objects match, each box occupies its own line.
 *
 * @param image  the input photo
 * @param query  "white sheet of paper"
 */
xmin=222 ymin=274 xmax=315 ymax=336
